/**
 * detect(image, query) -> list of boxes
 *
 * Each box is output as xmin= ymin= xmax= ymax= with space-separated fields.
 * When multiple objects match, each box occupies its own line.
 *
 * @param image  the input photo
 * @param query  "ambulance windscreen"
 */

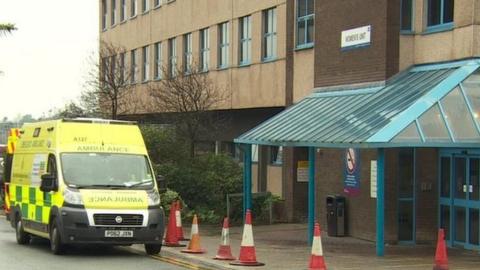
xmin=60 ymin=153 xmax=154 ymax=189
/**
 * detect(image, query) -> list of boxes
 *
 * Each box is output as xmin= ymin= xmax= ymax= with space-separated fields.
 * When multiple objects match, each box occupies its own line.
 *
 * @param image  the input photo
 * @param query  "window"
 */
xmin=427 ymin=0 xmax=454 ymax=27
xmin=169 ymin=38 xmax=177 ymax=77
xmin=154 ymin=42 xmax=162 ymax=79
xmin=120 ymin=0 xmax=126 ymax=22
xmin=119 ymin=52 xmax=126 ymax=84
xmin=270 ymin=146 xmax=283 ymax=165
xmin=130 ymin=49 xmax=138 ymax=83
xmin=239 ymin=16 xmax=252 ymax=65
xmin=218 ymin=22 xmax=229 ymax=68
xmin=400 ymin=0 xmax=413 ymax=31
xmin=111 ymin=54 xmax=116 ymax=81
xmin=251 ymin=145 xmax=259 ymax=163
xmin=142 ymin=46 xmax=150 ymax=82
xmin=296 ymin=0 xmax=314 ymax=47
xmin=131 ymin=0 xmax=137 ymax=17
xmin=263 ymin=8 xmax=277 ymax=60
xmin=101 ymin=57 xmax=109 ymax=83
xmin=183 ymin=33 xmax=193 ymax=73
xmin=142 ymin=0 xmax=149 ymax=13
xmin=102 ymin=0 xmax=107 ymax=30
xmin=200 ymin=28 xmax=210 ymax=72
xmin=154 ymin=0 xmax=161 ymax=8
xmin=111 ymin=0 xmax=117 ymax=26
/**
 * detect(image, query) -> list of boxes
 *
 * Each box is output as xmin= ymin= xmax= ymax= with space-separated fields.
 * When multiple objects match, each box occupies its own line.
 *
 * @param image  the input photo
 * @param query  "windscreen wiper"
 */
xmin=74 ymin=184 xmax=126 ymax=189
xmin=125 ymin=180 xmax=153 ymax=187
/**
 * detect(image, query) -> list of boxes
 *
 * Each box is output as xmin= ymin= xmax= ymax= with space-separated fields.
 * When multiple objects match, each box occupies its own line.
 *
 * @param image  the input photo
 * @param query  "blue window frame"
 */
xmin=296 ymin=0 xmax=314 ymax=48
xmin=168 ymin=38 xmax=177 ymax=78
xmin=154 ymin=42 xmax=162 ymax=80
xmin=102 ymin=0 xmax=107 ymax=30
xmin=263 ymin=8 xmax=277 ymax=61
xmin=111 ymin=0 xmax=117 ymax=26
xmin=218 ymin=22 xmax=229 ymax=68
xmin=427 ymin=0 xmax=454 ymax=30
xmin=400 ymin=0 xmax=413 ymax=32
xmin=239 ymin=16 xmax=252 ymax=65
xmin=183 ymin=33 xmax=193 ymax=73
xmin=200 ymin=28 xmax=210 ymax=72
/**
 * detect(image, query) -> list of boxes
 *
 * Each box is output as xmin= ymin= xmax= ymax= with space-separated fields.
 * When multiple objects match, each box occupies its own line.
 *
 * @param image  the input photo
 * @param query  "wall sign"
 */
xmin=344 ymin=148 xmax=360 ymax=196
xmin=297 ymin=161 xmax=309 ymax=182
xmin=370 ymin=160 xmax=377 ymax=198
xmin=341 ymin=25 xmax=371 ymax=50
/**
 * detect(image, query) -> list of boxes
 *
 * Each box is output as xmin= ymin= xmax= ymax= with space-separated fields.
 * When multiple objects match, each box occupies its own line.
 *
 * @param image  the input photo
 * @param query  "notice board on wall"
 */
xmin=297 ymin=161 xmax=309 ymax=182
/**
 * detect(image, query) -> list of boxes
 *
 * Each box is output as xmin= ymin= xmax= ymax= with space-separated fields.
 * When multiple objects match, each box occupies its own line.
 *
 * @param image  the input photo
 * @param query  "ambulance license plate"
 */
xmin=105 ymin=230 xmax=133 ymax=238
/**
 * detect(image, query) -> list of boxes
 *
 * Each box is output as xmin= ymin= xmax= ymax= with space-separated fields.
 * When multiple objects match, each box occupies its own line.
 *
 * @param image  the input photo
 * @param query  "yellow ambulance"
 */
xmin=7 ymin=118 xmax=164 ymax=255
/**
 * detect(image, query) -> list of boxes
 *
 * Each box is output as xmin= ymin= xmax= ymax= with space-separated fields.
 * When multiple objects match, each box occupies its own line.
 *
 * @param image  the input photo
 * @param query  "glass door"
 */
xmin=439 ymin=156 xmax=452 ymax=243
xmin=398 ymin=149 xmax=415 ymax=243
xmin=467 ymin=158 xmax=479 ymax=248
xmin=453 ymin=157 xmax=467 ymax=245
xmin=440 ymin=152 xmax=480 ymax=250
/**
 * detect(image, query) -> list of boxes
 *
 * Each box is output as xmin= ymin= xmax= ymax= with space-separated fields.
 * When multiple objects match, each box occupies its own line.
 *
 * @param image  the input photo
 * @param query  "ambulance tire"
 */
xmin=50 ymin=218 xmax=66 ymax=255
xmin=15 ymin=214 xmax=30 ymax=245
xmin=144 ymin=244 xmax=162 ymax=255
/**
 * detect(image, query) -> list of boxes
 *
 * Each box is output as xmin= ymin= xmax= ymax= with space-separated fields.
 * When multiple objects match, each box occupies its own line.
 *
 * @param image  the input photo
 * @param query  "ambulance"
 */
xmin=6 ymin=119 xmax=164 ymax=255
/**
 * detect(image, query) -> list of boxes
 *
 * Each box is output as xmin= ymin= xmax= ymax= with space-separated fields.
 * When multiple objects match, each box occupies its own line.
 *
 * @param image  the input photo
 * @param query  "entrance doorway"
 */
xmin=439 ymin=150 xmax=480 ymax=250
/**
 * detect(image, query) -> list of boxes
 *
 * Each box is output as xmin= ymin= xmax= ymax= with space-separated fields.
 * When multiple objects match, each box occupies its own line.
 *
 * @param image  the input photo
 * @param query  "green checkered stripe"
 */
xmin=10 ymin=185 xmax=52 ymax=224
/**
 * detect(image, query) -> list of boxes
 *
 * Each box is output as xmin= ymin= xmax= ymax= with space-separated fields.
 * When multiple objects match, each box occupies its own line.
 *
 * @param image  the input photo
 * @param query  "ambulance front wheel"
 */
xmin=145 ymin=244 xmax=162 ymax=255
xmin=50 ymin=218 xmax=66 ymax=255
xmin=15 ymin=214 xmax=30 ymax=245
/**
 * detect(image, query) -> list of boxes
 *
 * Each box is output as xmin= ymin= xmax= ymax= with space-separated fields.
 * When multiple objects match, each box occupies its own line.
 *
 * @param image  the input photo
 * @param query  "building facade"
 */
xmin=99 ymin=0 xmax=313 ymax=212
xmin=101 ymin=0 xmax=480 ymax=251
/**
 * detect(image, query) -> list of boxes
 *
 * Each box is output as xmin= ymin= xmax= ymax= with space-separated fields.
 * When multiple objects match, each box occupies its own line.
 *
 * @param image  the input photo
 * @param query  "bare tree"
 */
xmin=149 ymin=65 xmax=227 ymax=157
xmin=85 ymin=41 xmax=139 ymax=119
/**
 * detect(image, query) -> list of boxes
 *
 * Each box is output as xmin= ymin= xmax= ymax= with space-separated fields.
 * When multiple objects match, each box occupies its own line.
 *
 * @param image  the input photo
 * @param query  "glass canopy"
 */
xmin=236 ymin=59 xmax=480 ymax=148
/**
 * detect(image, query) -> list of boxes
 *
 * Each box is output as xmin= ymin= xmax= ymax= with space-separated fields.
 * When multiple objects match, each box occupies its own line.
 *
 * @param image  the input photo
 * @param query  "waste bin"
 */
xmin=326 ymin=195 xmax=346 ymax=237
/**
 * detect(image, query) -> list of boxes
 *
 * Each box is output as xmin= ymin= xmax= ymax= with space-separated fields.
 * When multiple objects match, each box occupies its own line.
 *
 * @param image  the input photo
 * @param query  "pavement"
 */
xmin=132 ymin=223 xmax=480 ymax=270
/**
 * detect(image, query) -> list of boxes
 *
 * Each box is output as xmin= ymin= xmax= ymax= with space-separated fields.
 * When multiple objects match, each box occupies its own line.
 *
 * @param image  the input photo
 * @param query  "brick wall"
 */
xmin=314 ymin=0 xmax=400 ymax=88
xmin=316 ymin=148 xmax=380 ymax=241
xmin=415 ymin=148 xmax=439 ymax=244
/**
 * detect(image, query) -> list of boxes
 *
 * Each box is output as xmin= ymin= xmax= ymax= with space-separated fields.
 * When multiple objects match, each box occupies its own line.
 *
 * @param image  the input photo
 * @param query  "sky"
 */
xmin=0 ymin=0 xmax=99 ymax=121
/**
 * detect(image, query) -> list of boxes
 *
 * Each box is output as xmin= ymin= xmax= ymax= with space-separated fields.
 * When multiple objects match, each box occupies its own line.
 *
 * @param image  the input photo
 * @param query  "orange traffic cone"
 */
xmin=175 ymin=200 xmax=188 ymax=241
xmin=164 ymin=201 xmax=186 ymax=247
xmin=214 ymin=217 xmax=236 ymax=260
xmin=230 ymin=210 xmax=265 ymax=266
xmin=433 ymin=229 xmax=449 ymax=270
xmin=181 ymin=215 xmax=206 ymax=254
xmin=309 ymin=222 xmax=327 ymax=270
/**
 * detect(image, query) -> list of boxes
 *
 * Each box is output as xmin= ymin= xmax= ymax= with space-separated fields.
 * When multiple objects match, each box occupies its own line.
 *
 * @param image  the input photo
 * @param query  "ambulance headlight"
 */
xmin=147 ymin=190 xmax=160 ymax=207
xmin=63 ymin=188 xmax=84 ymax=206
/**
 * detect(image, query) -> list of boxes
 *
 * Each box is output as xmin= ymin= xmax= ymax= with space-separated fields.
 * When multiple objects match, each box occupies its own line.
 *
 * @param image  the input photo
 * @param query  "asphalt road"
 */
xmin=0 ymin=216 xmax=185 ymax=270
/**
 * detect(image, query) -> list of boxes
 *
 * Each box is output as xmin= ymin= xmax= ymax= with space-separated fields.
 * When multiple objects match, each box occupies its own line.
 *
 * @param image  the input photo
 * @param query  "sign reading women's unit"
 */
xmin=344 ymin=148 xmax=360 ymax=196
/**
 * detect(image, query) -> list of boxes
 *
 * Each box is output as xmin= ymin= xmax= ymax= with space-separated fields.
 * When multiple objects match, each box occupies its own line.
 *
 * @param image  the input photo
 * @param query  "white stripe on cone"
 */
xmin=175 ymin=211 xmax=182 ymax=227
xmin=311 ymin=235 xmax=323 ymax=256
xmin=241 ymin=224 xmax=254 ymax=247
xmin=221 ymin=228 xmax=229 ymax=245
xmin=190 ymin=223 xmax=199 ymax=237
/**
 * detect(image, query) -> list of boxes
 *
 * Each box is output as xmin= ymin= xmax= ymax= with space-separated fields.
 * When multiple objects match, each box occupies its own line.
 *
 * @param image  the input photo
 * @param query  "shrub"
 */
xmin=160 ymin=188 xmax=186 ymax=213
xmin=157 ymin=153 xmax=242 ymax=224
xmin=140 ymin=125 xmax=189 ymax=165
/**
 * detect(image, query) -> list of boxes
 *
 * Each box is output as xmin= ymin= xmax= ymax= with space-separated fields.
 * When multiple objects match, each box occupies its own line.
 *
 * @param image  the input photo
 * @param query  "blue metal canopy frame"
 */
xmin=235 ymin=58 xmax=480 ymax=257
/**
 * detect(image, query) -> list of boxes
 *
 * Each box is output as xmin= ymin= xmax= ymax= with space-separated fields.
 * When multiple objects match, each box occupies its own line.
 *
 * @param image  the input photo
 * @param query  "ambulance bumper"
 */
xmin=58 ymin=206 xmax=165 ymax=245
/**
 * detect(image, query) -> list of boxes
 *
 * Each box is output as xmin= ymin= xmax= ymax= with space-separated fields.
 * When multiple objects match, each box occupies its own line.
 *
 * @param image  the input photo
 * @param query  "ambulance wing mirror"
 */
xmin=156 ymin=175 xmax=166 ymax=193
xmin=40 ymin=174 xmax=58 ymax=192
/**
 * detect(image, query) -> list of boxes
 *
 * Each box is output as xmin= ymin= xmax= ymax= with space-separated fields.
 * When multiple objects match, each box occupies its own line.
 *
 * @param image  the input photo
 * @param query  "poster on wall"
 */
xmin=344 ymin=148 xmax=360 ymax=196
xmin=370 ymin=160 xmax=377 ymax=198
xmin=297 ymin=161 xmax=309 ymax=182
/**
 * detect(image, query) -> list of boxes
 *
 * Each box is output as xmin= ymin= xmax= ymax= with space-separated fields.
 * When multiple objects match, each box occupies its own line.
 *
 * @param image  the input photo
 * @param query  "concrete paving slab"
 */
xmin=131 ymin=223 xmax=480 ymax=270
